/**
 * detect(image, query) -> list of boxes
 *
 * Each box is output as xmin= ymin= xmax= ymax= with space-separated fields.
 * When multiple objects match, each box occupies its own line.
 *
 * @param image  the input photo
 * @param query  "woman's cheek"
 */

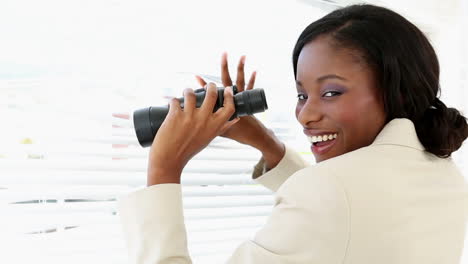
xmin=338 ymin=112 xmax=353 ymax=128
xmin=325 ymin=100 xmax=355 ymax=124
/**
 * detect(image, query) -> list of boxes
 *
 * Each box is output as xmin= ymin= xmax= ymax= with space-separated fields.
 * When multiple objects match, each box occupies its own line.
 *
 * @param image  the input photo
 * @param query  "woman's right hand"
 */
xmin=195 ymin=52 xmax=277 ymax=151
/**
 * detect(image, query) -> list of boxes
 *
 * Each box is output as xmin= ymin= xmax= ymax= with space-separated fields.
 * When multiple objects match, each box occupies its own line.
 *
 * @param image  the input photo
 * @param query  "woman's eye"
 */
xmin=323 ymin=91 xmax=341 ymax=97
xmin=297 ymin=94 xmax=307 ymax=100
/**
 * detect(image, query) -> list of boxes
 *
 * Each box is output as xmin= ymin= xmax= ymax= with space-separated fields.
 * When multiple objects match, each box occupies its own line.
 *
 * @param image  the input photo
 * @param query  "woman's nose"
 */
xmin=296 ymin=99 xmax=323 ymax=127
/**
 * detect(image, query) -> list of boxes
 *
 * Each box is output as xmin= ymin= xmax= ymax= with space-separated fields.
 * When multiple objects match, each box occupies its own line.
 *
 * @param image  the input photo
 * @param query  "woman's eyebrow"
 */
xmin=296 ymin=74 xmax=347 ymax=87
xmin=316 ymin=74 xmax=347 ymax=82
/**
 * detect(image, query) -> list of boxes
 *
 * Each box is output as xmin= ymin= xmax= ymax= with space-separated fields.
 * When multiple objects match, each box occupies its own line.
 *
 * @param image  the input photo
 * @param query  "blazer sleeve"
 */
xmin=252 ymin=144 xmax=310 ymax=192
xmin=118 ymin=184 xmax=191 ymax=264
xmin=118 ymin=165 xmax=350 ymax=264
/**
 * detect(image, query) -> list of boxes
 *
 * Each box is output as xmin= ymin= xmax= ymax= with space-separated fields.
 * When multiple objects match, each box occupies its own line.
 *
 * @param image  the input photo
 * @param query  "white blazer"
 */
xmin=118 ymin=118 xmax=468 ymax=263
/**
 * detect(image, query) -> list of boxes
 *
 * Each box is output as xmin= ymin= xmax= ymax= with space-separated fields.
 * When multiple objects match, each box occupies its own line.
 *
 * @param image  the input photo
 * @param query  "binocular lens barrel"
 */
xmin=133 ymin=86 xmax=268 ymax=147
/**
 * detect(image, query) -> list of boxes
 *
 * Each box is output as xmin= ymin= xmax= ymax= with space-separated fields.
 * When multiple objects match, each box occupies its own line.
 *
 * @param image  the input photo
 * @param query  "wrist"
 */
xmin=147 ymin=167 xmax=182 ymax=186
xmin=261 ymin=142 xmax=285 ymax=170
xmin=147 ymin=176 xmax=181 ymax=186
xmin=258 ymin=130 xmax=285 ymax=170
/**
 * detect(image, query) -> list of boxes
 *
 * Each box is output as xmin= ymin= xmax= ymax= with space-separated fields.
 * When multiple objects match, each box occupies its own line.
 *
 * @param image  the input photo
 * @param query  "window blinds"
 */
xmin=0 ymin=77 xmax=308 ymax=263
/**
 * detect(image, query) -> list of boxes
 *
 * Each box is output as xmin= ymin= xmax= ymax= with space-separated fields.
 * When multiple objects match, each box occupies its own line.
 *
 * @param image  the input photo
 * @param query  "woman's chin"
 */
xmin=313 ymin=153 xmax=332 ymax=163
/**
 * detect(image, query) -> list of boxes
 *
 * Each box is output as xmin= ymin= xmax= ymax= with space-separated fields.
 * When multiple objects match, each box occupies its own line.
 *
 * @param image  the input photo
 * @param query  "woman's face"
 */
xmin=295 ymin=36 xmax=387 ymax=162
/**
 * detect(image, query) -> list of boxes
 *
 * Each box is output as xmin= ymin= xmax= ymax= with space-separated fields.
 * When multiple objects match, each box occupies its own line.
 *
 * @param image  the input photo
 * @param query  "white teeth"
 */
xmin=307 ymin=133 xmax=338 ymax=143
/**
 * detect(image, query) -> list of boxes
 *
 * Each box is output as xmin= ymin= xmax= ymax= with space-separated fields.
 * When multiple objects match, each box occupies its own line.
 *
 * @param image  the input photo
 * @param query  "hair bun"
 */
xmin=415 ymin=99 xmax=468 ymax=158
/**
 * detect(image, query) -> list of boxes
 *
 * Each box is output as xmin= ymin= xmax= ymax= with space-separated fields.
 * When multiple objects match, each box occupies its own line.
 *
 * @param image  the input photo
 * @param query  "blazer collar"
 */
xmin=371 ymin=118 xmax=425 ymax=151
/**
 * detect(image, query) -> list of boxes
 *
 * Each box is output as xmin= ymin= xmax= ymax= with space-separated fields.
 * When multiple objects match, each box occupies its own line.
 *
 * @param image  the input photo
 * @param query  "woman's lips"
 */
xmin=311 ymin=138 xmax=337 ymax=155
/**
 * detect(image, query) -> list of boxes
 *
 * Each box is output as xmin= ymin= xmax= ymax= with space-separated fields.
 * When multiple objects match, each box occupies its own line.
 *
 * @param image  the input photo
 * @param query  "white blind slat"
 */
xmin=0 ymin=184 xmax=272 ymax=201
xmin=3 ymin=195 xmax=273 ymax=215
xmin=1 ymin=171 xmax=259 ymax=186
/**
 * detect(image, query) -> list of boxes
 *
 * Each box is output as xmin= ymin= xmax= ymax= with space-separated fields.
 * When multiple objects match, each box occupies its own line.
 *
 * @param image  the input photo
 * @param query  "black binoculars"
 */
xmin=133 ymin=86 xmax=268 ymax=147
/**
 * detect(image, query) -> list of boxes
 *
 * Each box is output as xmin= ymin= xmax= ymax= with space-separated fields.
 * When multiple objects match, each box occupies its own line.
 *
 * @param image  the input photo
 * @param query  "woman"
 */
xmin=118 ymin=4 xmax=468 ymax=263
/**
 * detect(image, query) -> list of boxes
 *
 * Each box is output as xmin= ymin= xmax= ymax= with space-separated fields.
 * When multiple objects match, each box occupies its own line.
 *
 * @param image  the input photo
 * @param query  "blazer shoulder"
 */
xmin=297 ymin=145 xmax=392 ymax=186
xmin=311 ymin=146 xmax=374 ymax=170
xmin=276 ymin=162 xmax=350 ymax=211
xmin=313 ymin=143 xmax=411 ymax=171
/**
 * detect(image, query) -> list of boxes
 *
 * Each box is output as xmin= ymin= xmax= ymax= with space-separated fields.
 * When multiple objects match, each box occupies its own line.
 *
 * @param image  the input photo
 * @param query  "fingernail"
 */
xmin=241 ymin=56 xmax=246 ymax=64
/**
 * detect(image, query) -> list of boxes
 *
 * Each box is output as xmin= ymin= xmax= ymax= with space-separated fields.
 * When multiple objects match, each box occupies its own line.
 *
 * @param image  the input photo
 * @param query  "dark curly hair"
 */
xmin=292 ymin=4 xmax=468 ymax=158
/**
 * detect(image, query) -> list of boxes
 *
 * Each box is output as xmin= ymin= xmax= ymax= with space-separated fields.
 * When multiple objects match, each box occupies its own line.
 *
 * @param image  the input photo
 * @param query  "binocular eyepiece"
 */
xmin=133 ymin=86 xmax=268 ymax=147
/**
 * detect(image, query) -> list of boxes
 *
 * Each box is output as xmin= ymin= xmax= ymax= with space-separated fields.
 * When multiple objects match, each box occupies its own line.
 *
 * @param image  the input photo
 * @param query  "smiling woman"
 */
xmin=118 ymin=4 xmax=468 ymax=264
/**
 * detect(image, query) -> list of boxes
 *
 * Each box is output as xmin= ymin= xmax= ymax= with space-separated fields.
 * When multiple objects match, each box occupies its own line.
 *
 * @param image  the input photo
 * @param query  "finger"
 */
xmin=183 ymin=88 xmax=196 ymax=115
xmin=246 ymin=71 xmax=256 ymax=90
xmin=218 ymin=117 xmax=240 ymax=135
xmin=168 ymin=97 xmax=182 ymax=115
xmin=221 ymin=52 xmax=233 ymax=87
xmin=236 ymin=56 xmax=246 ymax=91
xmin=195 ymin=75 xmax=207 ymax=88
xmin=200 ymin=82 xmax=218 ymax=114
xmin=215 ymin=86 xmax=235 ymax=120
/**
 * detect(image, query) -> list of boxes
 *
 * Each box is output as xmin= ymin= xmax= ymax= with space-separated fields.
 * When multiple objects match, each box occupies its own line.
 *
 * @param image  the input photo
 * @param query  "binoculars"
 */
xmin=133 ymin=86 xmax=268 ymax=147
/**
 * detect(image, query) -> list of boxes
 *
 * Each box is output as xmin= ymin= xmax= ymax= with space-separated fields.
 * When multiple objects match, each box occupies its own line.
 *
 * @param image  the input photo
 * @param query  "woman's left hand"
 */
xmin=147 ymin=82 xmax=240 ymax=186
